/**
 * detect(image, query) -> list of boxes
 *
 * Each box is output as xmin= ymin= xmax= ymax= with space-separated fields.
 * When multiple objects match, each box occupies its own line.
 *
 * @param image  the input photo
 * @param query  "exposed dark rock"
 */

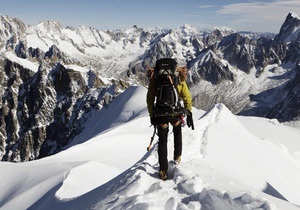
xmin=273 ymin=12 xmax=300 ymax=44
xmin=0 ymin=58 xmax=122 ymax=162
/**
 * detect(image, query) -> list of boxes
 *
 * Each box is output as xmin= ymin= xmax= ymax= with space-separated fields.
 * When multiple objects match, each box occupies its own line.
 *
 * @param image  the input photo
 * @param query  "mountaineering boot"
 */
xmin=159 ymin=170 xmax=168 ymax=180
xmin=174 ymin=156 xmax=181 ymax=166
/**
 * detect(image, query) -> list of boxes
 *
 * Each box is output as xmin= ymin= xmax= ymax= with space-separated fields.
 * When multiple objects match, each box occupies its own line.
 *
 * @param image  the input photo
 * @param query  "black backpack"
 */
xmin=154 ymin=58 xmax=182 ymax=116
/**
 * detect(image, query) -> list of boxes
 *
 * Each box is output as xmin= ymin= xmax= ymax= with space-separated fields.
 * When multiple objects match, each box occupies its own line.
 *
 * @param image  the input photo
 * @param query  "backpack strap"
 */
xmin=147 ymin=65 xmax=188 ymax=82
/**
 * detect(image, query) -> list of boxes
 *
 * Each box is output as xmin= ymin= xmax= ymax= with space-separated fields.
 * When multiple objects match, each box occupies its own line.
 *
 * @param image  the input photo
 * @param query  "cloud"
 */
xmin=216 ymin=0 xmax=300 ymax=32
xmin=197 ymin=5 xmax=214 ymax=9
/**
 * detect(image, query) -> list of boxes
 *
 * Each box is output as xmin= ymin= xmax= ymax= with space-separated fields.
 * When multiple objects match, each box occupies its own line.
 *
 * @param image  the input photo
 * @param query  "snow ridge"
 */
xmin=1 ymin=87 xmax=300 ymax=209
xmin=90 ymin=104 xmax=300 ymax=210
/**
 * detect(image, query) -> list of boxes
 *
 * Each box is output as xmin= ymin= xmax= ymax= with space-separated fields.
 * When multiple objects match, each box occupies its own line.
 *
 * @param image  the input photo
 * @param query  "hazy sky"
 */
xmin=1 ymin=0 xmax=300 ymax=33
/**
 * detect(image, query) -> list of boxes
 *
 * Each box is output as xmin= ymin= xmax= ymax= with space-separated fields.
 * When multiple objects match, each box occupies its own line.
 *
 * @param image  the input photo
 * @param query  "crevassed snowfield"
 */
xmin=0 ymin=86 xmax=300 ymax=210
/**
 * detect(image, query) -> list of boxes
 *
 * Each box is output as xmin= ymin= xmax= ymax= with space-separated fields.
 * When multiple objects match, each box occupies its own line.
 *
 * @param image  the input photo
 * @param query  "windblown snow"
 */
xmin=0 ymin=86 xmax=300 ymax=210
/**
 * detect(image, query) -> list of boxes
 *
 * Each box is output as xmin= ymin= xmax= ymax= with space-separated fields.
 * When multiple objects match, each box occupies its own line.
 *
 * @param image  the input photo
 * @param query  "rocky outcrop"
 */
xmin=218 ymin=33 xmax=255 ymax=74
xmin=267 ymin=64 xmax=300 ymax=121
xmin=273 ymin=12 xmax=300 ymax=44
xmin=0 ymin=58 xmax=128 ymax=162
xmin=188 ymin=47 xmax=234 ymax=84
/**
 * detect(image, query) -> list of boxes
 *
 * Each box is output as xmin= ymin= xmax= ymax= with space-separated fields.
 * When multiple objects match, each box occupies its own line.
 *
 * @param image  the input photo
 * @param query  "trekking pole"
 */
xmin=147 ymin=126 xmax=157 ymax=151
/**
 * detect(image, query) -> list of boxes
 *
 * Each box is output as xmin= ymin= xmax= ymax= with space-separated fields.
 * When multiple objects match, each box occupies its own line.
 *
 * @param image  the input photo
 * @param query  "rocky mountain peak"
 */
xmin=0 ymin=15 xmax=27 ymax=49
xmin=37 ymin=20 xmax=63 ymax=33
xmin=273 ymin=12 xmax=300 ymax=43
xmin=0 ymin=14 xmax=26 ymax=32
xmin=290 ymin=11 xmax=300 ymax=20
xmin=177 ymin=24 xmax=199 ymax=36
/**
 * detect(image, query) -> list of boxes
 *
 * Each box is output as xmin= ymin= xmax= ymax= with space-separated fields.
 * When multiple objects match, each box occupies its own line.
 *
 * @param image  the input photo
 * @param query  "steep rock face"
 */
xmin=0 ymin=59 xmax=35 ymax=161
xmin=273 ymin=12 xmax=300 ymax=44
xmin=268 ymin=75 xmax=300 ymax=121
xmin=218 ymin=33 xmax=255 ymax=74
xmin=254 ymin=38 xmax=284 ymax=71
xmin=0 ymin=58 xmax=128 ymax=162
xmin=189 ymin=47 xmax=234 ymax=84
xmin=0 ymin=15 xmax=26 ymax=50
xmin=203 ymin=28 xmax=224 ymax=46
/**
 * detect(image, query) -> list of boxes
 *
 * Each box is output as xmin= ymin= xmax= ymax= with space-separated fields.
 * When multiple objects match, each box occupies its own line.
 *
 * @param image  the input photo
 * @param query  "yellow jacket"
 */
xmin=146 ymin=79 xmax=192 ymax=117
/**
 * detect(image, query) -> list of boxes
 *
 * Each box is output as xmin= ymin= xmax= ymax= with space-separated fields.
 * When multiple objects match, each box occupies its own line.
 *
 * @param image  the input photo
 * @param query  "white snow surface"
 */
xmin=0 ymin=85 xmax=300 ymax=210
xmin=4 ymin=52 xmax=39 ymax=72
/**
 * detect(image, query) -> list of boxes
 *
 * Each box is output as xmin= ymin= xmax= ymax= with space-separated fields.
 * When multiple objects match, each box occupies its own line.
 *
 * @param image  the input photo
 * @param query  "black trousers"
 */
xmin=156 ymin=116 xmax=182 ymax=172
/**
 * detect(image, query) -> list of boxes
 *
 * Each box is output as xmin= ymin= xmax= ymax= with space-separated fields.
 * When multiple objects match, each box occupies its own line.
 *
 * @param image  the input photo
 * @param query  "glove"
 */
xmin=150 ymin=117 xmax=157 ymax=126
xmin=186 ymin=111 xmax=194 ymax=130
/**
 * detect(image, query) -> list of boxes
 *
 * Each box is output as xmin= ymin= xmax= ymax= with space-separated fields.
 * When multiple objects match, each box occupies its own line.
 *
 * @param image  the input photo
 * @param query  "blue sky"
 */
xmin=1 ymin=0 xmax=300 ymax=33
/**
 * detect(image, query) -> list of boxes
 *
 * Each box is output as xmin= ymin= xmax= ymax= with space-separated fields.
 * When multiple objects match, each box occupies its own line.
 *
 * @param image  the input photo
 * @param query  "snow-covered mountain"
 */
xmin=1 ymin=12 xmax=300 ymax=162
xmin=0 ymin=86 xmax=299 ymax=210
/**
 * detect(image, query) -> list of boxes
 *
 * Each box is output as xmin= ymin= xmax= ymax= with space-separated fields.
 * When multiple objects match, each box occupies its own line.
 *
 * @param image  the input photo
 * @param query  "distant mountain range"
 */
xmin=1 ymin=12 xmax=300 ymax=162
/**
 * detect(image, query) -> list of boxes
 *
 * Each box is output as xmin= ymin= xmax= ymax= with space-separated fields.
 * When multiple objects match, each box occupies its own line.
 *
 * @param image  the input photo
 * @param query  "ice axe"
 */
xmin=147 ymin=125 xmax=157 ymax=151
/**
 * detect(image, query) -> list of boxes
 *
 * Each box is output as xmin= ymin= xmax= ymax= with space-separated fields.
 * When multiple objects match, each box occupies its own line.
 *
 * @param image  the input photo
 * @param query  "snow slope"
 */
xmin=0 ymin=86 xmax=300 ymax=210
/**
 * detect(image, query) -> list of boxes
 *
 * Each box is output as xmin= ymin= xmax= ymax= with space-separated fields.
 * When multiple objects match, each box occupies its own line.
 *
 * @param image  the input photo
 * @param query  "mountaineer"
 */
xmin=146 ymin=58 xmax=193 ymax=180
